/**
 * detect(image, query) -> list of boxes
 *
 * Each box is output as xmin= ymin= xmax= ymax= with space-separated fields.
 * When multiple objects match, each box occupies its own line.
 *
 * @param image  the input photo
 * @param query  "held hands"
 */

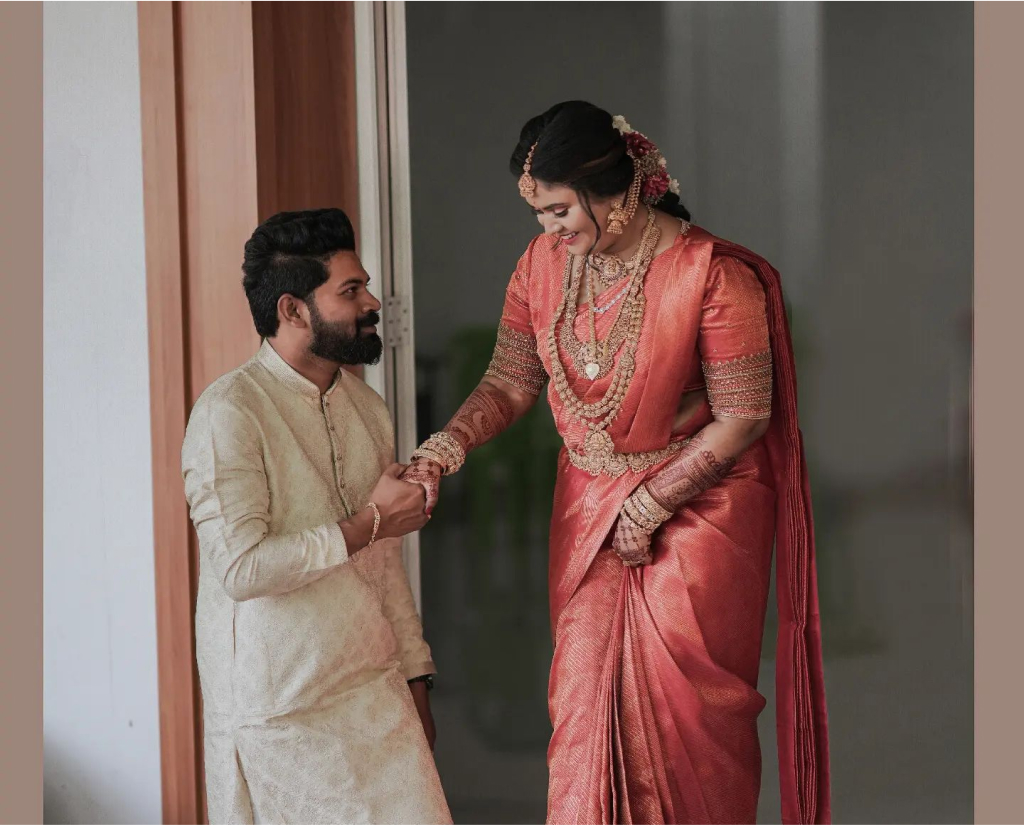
xmin=370 ymin=464 xmax=431 ymax=539
xmin=399 ymin=458 xmax=443 ymax=516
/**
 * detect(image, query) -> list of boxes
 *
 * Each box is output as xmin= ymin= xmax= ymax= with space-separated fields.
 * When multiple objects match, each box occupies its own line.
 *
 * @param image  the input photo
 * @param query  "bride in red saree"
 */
xmin=403 ymin=101 xmax=830 ymax=825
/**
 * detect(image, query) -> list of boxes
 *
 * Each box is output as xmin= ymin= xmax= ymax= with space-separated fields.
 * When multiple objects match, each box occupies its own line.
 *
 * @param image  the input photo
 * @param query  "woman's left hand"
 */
xmin=611 ymin=515 xmax=653 ymax=567
xmin=400 ymin=458 xmax=443 ymax=515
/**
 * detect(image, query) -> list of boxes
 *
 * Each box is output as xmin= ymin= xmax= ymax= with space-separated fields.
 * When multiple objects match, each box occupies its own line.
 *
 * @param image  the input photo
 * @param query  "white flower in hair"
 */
xmin=658 ymin=156 xmax=667 ymax=168
xmin=668 ymin=178 xmax=680 ymax=195
xmin=612 ymin=115 xmax=633 ymax=134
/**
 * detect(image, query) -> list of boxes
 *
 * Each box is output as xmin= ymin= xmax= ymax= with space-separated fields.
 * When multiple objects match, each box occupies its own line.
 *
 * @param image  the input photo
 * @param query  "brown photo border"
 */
xmin=0 ymin=2 xmax=44 ymax=823
xmin=974 ymin=3 xmax=1023 ymax=824
xmin=2 ymin=2 xmax=1022 ymax=824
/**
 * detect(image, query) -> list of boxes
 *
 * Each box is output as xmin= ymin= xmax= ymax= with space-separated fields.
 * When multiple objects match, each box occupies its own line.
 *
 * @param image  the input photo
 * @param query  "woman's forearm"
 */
xmin=645 ymin=417 xmax=769 ymax=512
xmin=440 ymin=376 xmax=538 ymax=455
xmin=404 ymin=376 xmax=540 ymax=511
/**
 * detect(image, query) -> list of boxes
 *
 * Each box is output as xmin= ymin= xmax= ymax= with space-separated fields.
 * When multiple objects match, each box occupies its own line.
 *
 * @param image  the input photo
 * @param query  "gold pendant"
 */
xmin=572 ymin=429 xmax=628 ymax=477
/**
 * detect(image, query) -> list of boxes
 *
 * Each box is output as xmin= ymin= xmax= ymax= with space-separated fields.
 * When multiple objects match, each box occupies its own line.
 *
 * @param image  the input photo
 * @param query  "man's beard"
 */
xmin=307 ymin=300 xmax=383 ymax=366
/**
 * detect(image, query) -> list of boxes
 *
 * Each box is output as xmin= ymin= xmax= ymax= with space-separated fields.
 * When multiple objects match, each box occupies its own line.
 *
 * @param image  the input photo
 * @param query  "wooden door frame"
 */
xmin=352 ymin=1 xmax=424 ymax=608
xmin=138 ymin=3 xmax=364 ymax=821
xmin=138 ymin=4 xmax=205 ymax=821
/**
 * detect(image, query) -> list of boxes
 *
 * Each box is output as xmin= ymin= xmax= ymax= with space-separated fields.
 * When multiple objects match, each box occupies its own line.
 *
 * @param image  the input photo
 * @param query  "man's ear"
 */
xmin=277 ymin=294 xmax=309 ymax=330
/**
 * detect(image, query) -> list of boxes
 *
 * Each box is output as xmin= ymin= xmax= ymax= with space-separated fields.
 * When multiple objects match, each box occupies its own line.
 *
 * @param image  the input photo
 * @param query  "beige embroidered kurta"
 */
xmin=182 ymin=340 xmax=452 ymax=825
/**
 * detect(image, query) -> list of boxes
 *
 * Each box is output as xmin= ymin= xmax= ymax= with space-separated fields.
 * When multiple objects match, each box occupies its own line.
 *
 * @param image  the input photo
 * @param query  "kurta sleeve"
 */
xmin=182 ymin=396 xmax=350 ymax=602
xmin=380 ymin=538 xmax=436 ymax=680
xmin=699 ymin=254 xmax=774 ymax=420
xmin=484 ymin=241 xmax=548 ymax=396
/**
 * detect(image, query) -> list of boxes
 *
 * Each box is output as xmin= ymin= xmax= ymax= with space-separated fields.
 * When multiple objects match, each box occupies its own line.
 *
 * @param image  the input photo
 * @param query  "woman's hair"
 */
xmin=508 ymin=100 xmax=691 ymax=247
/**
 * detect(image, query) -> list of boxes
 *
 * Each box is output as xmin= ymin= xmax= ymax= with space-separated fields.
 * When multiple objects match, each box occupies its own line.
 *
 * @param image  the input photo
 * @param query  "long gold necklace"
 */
xmin=558 ymin=208 xmax=660 ymax=381
xmin=545 ymin=211 xmax=663 ymax=473
xmin=546 ymin=216 xmax=693 ymax=476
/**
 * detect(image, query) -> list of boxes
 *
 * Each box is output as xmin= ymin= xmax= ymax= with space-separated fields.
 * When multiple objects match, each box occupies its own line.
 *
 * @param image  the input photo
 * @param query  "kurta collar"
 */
xmin=257 ymin=339 xmax=343 ymax=399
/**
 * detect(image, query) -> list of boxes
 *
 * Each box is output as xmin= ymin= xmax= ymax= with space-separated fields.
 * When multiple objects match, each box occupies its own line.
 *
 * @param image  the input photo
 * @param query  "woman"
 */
xmin=402 ymin=101 xmax=830 ymax=825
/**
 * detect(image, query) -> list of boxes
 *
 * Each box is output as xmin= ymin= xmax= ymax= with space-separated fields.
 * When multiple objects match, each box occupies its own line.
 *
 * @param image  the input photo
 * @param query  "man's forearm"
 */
xmin=337 ymin=505 xmax=376 ymax=557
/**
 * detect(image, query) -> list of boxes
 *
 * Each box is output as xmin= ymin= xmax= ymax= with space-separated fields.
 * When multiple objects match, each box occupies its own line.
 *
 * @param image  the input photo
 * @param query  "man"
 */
xmin=182 ymin=208 xmax=451 ymax=824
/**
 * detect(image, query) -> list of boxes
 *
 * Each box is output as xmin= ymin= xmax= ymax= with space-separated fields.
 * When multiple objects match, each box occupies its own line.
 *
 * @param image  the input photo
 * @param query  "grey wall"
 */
xmin=406 ymin=2 xmax=972 ymax=822
xmin=408 ymin=2 xmax=668 ymax=360
xmin=806 ymin=4 xmax=974 ymax=821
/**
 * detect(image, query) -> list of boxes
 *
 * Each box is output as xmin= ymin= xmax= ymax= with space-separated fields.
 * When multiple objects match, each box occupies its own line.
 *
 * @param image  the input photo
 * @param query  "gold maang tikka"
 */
xmin=518 ymin=141 xmax=538 ymax=200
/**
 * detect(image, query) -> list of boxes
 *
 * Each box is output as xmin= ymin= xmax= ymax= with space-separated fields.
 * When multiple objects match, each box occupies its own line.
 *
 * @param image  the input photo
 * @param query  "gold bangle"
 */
xmin=366 ymin=501 xmax=381 ymax=549
xmin=412 ymin=431 xmax=466 ymax=476
xmin=622 ymin=499 xmax=660 ymax=535
xmin=633 ymin=484 xmax=674 ymax=524
xmin=621 ymin=484 xmax=674 ymax=535
xmin=410 ymin=446 xmax=447 ymax=470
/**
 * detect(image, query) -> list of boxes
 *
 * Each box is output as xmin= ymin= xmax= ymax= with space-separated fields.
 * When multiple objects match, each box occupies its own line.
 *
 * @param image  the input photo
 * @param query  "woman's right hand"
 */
xmin=400 ymin=458 xmax=443 ymax=515
xmin=371 ymin=464 xmax=431 ymax=539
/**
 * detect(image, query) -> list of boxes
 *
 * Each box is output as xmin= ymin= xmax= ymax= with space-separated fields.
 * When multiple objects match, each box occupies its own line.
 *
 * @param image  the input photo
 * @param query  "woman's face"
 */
xmin=526 ymin=181 xmax=622 ymax=256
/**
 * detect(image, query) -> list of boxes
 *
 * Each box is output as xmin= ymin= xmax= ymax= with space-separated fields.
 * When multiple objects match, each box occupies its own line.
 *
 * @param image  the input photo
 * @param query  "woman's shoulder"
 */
xmin=682 ymin=226 xmax=774 ymax=282
xmin=515 ymin=231 xmax=568 ymax=278
xmin=709 ymin=250 xmax=758 ymax=280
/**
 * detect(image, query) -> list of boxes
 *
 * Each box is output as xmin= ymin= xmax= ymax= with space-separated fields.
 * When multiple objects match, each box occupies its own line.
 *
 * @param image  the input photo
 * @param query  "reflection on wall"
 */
xmin=407 ymin=3 xmax=972 ymax=823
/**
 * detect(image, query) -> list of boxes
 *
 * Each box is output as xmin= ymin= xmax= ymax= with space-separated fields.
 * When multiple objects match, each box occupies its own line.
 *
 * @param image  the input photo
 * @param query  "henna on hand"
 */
xmin=400 ymin=459 xmax=442 ymax=515
xmin=611 ymin=514 xmax=654 ymax=567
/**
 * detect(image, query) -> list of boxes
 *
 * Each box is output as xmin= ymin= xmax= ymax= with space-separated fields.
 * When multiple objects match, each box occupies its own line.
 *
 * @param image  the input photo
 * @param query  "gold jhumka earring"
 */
xmin=606 ymin=156 xmax=642 ymax=235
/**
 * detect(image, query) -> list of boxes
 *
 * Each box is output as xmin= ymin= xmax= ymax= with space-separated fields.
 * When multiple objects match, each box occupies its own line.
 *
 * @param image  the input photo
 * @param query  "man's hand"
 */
xmin=371 ymin=464 xmax=431 ymax=539
xmin=409 ymin=679 xmax=436 ymax=750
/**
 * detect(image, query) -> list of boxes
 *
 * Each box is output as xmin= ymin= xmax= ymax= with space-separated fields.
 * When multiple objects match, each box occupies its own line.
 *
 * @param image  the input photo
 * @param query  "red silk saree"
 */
xmin=490 ymin=223 xmax=830 ymax=825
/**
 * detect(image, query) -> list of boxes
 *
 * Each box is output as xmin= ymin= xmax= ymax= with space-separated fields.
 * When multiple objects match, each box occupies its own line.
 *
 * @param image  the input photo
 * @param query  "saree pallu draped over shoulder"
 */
xmin=489 ymin=226 xmax=830 ymax=825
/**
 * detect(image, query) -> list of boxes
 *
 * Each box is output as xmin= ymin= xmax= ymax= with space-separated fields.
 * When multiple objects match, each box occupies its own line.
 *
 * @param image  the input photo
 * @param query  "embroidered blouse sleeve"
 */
xmin=698 ymin=255 xmax=773 ymax=420
xmin=484 ymin=240 xmax=548 ymax=396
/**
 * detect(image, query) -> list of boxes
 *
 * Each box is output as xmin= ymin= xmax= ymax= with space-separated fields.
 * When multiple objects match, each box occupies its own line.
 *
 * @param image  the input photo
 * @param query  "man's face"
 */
xmin=306 ymin=251 xmax=384 ymax=366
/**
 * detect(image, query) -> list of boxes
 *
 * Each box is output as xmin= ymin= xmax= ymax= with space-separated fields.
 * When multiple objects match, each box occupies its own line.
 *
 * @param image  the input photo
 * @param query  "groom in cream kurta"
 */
xmin=181 ymin=209 xmax=451 ymax=824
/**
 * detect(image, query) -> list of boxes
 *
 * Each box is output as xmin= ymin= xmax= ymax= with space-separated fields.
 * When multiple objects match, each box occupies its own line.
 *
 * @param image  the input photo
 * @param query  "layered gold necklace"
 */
xmin=588 ymin=221 xmax=656 ymax=287
xmin=558 ymin=208 xmax=660 ymax=383
xmin=546 ymin=208 xmax=662 ymax=474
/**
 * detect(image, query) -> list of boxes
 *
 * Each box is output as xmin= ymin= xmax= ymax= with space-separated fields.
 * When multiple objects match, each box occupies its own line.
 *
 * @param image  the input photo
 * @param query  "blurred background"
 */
xmin=43 ymin=2 xmax=972 ymax=823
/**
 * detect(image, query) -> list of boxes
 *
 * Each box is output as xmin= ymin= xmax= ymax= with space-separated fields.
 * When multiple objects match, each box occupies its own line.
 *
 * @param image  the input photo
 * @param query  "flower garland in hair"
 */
xmin=612 ymin=115 xmax=681 ymax=205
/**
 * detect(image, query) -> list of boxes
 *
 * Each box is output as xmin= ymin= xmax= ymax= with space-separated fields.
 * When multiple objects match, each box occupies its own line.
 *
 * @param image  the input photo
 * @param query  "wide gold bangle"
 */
xmin=411 ymin=431 xmax=466 ymax=476
xmin=621 ymin=484 xmax=674 ymax=535
xmin=409 ymin=446 xmax=448 ymax=470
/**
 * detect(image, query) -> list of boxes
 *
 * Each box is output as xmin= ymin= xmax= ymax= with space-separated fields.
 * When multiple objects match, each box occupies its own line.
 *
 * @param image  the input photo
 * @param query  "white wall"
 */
xmin=43 ymin=3 xmax=162 ymax=823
